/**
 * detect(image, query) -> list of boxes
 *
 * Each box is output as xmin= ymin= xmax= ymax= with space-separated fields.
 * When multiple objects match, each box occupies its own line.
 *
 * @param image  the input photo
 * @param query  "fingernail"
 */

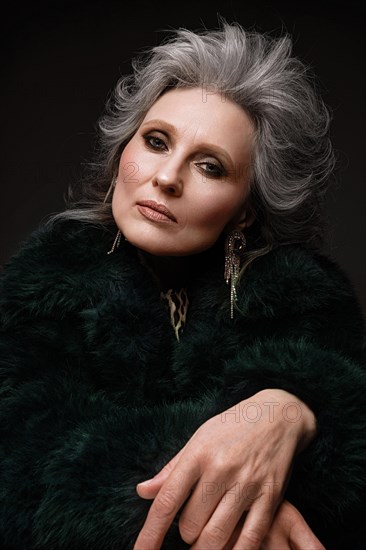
xmin=137 ymin=479 xmax=153 ymax=486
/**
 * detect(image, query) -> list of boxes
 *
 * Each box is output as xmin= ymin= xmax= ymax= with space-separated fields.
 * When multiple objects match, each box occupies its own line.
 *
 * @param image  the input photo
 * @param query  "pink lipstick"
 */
xmin=136 ymin=200 xmax=177 ymax=223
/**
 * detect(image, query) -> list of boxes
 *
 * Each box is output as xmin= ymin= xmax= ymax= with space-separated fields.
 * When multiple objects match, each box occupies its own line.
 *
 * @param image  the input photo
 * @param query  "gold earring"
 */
xmin=224 ymin=229 xmax=246 ymax=319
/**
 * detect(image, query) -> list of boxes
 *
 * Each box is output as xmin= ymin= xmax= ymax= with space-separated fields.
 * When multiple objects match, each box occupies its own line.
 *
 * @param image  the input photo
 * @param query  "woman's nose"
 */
xmin=152 ymin=160 xmax=184 ymax=196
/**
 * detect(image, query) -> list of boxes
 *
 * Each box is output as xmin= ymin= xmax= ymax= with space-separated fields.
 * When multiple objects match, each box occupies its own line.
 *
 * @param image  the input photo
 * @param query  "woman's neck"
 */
xmin=137 ymin=250 xmax=198 ymax=291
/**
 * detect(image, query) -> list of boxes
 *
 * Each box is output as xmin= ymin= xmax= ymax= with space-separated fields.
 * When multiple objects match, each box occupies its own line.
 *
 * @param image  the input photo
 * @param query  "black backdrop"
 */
xmin=1 ymin=0 xmax=365 ymax=316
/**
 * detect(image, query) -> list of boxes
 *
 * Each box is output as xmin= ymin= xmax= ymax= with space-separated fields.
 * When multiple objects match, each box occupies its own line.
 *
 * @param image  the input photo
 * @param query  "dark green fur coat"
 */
xmin=0 ymin=219 xmax=365 ymax=549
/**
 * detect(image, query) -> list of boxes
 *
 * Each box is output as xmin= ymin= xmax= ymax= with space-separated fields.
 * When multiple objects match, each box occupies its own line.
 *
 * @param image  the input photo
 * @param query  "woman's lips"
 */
xmin=136 ymin=200 xmax=177 ymax=223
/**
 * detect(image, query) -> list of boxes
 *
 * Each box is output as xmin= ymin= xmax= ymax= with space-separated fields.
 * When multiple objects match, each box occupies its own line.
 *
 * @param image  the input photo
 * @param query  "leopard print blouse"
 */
xmin=160 ymin=288 xmax=189 ymax=342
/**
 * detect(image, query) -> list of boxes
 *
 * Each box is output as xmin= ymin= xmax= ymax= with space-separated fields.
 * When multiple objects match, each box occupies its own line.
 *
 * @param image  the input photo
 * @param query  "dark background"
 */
xmin=1 ymin=0 xmax=365 ymax=317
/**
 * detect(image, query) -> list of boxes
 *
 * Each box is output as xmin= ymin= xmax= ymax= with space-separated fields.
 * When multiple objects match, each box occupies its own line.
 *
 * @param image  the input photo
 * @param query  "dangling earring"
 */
xmin=105 ymin=176 xmax=121 ymax=254
xmin=104 ymin=177 xmax=117 ymax=204
xmin=107 ymin=230 xmax=122 ymax=255
xmin=224 ymin=229 xmax=246 ymax=319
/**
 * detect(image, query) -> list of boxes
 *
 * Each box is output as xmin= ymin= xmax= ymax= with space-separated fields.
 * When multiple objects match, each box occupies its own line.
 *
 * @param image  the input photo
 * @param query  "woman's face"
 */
xmin=112 ymin=87 xmax=254 ymax=256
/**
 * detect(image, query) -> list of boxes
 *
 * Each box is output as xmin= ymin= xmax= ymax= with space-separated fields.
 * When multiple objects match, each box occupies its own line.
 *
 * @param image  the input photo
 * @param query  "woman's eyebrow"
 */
xmin=140 ymin=119 xmax=177 ymax=135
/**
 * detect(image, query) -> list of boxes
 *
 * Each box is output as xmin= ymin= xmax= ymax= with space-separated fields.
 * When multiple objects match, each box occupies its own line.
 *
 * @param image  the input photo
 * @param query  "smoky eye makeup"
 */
xmin=143 ymin=133 xmax=167 ymax=150
xmin=141 ymin=122 xmax=173 ymax=148
xmin=195 ymin=160 xmax=227 ymax=178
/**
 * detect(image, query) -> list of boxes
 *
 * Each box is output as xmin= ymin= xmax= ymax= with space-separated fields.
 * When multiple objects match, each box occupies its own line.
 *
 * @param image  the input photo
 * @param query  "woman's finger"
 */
xmin=133 ymin=456 xmax=200 ymax=550
xmin=231 ymin=498 xmax=277 ymax=550
xmin=290 ymin=526 xmax=326 ymax=550
xmin=261 ymin=500 xmax=325 ymax=550
xmin=136 ymin=446 xmax=186 ymax=499
xmin=288 ymin=512 xmax=326 ymax=550
xmin=178 ymin=474 xmax=228 ymax=544
xmin=188 ymin=481 xmax=251 ymax=549
xmin=223 ymin=515 xmax=247 ymax=550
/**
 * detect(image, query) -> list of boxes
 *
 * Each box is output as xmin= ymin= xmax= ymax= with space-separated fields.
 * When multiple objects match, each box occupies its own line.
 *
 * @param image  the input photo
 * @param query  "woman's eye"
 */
xmin=197 ymin=162 xmax=226 ymax=178
xmin=143 ymin=135 xmax=167 ymax=150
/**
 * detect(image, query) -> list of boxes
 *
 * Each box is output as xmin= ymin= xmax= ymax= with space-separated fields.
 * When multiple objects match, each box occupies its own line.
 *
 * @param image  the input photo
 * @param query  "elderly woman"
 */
xmin=0 ymin=18 xmax=365 ymax=550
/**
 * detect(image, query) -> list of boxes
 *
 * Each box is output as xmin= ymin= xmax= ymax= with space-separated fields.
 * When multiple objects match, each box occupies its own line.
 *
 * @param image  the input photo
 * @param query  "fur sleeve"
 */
xmin=221 ymin=338 xmax=366 ymax=541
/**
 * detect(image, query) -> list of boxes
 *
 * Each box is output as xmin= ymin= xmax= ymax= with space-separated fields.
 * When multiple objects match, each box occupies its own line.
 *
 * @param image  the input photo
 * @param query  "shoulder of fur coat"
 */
xmin=1 ymin=217 xmax=364 ymax=345
xmin=0 ymin=218 xmax=362 ymax=317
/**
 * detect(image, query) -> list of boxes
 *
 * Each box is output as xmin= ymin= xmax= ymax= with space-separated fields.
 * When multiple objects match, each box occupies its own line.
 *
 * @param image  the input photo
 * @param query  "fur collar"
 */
xmin=1 ymin=218 xmax=358 ymax=321
xmin=0 ymin=218 xmax=363 ymax=407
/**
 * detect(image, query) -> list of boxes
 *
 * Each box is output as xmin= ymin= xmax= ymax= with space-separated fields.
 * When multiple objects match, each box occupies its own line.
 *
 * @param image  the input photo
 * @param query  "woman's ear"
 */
xmin=231 ymin=204 xmax=256 ymax=232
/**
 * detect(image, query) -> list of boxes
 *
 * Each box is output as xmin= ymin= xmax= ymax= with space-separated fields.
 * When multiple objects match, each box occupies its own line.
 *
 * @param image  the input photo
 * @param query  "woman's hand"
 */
xmin=133 ymin=389 xmax=316 ymax=550
xmin=259 ymin=500 xmax=326 ymax=550
xmin=214 ymin=500 xmax=326 ymax=549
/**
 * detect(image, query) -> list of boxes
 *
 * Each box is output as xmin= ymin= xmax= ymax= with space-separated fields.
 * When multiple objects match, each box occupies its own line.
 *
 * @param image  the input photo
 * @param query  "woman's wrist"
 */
xmin=244 ymin=388 xmax=317 ymax=453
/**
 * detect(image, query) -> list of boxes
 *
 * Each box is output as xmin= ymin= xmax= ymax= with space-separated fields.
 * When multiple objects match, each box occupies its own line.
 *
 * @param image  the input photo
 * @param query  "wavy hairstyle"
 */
xmin=48 ymin=16 xmax=335 ymax=256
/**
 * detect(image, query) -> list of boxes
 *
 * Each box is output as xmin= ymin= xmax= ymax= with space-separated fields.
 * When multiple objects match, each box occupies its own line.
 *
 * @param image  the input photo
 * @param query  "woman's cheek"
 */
xmin=190 ymin=192 xmax=241 ymax=229
xmin=122 ymin=161 xmax=140 ymax=188
xmin=118 ymin=139 xmax=144 ymax=183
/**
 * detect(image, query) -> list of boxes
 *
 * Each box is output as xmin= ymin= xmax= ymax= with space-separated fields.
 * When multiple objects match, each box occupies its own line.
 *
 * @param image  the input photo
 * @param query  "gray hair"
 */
xmin=48 ymin=17 xmax=335 ymax=253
